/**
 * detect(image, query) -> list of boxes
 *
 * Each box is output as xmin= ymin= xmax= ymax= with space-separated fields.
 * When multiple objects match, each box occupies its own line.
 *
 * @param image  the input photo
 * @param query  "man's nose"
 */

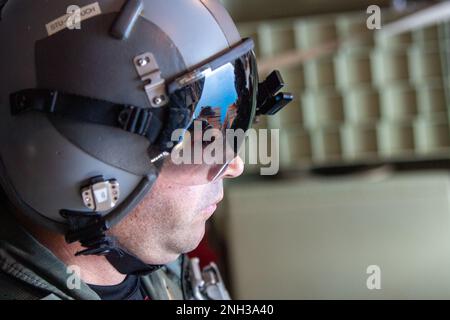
xmin=223 ymin=156 xmax=244 ymax=179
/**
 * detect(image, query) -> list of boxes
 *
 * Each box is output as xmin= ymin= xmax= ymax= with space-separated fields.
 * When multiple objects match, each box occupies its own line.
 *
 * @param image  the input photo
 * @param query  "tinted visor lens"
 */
xmin=158 ymin=50 xmax=258 ymax=186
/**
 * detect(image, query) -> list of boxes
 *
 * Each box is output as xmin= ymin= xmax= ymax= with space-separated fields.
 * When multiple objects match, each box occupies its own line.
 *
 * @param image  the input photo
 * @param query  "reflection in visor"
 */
xmin=156 ymin=50 xmax=258 ymax=186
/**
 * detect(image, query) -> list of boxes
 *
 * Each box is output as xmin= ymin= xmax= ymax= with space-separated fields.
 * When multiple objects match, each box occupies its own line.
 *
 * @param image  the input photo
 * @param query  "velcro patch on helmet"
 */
xmin=45 ymin=2 xmax=102 ymax=36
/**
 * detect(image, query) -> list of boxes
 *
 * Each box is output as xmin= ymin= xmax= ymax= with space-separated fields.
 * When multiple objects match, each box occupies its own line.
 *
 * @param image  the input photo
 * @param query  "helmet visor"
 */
xmin=153 ymin=47 xmax=258 ymax=186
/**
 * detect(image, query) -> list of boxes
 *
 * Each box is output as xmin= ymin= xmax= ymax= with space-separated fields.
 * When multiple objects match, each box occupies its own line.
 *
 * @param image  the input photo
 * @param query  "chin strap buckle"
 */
xmin=118 ymin=106 xmax=154 ymax=136
xmin=60 ymin=209 xmax=114 ymax=255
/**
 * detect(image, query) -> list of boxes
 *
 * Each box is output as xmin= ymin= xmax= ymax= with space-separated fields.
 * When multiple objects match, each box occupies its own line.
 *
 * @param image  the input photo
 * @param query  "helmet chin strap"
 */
xmin=105 ymin=244 xmax=163 ymax=276
xmin=61 ymin=209 xmax=163 ymax=276
xmin=61 ymin=174 xmax=163 ymax=276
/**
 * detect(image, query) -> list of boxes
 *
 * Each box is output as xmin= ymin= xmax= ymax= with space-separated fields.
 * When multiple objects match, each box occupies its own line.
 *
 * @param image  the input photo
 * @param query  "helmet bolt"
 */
xmin=153 ymin=95 xmax=165 ymax=105
xmin=137 ymin=57 xmax=150 ymax=67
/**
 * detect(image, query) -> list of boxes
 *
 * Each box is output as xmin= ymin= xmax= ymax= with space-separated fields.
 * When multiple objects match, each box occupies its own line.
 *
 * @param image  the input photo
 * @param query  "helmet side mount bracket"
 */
xmin=81 ymin=176 xmax=120 ymax=212
xmin=133 ymin=52 xmax=169 ymax=108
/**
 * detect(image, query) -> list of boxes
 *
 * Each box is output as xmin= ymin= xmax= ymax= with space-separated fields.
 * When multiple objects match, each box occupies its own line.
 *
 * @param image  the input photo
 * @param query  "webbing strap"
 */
xmin=10 ymin=89 xmax=163 ymax=144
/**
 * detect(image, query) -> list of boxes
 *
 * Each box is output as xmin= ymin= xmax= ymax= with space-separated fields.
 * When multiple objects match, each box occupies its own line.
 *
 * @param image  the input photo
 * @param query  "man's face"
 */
xmin=110 ymin=157 xmax=244 ymax=265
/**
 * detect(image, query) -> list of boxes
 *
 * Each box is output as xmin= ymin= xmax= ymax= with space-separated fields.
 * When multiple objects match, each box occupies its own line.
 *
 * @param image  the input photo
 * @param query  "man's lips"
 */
xmin=201 ymin=197 xmax=223 ymax=216
xmin=201 ymin=204 xmax=217 ymax=216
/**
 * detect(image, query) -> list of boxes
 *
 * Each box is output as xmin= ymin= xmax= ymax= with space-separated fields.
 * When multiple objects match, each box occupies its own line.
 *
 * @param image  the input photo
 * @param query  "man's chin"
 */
xmin=183 ymin=225 xmax=207 ymax=254
xmin=139 ymin=251 xmax=182 ymax=266
xmin=130 ymin=224 xmax=207 ymax=265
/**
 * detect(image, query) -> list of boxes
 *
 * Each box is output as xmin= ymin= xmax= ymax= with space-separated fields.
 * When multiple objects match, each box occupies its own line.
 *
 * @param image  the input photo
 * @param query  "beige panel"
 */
xmin=225 ymin=172 xmax=450 ymax=299
xmin=222 ymin=0 xmax=391 ymax=23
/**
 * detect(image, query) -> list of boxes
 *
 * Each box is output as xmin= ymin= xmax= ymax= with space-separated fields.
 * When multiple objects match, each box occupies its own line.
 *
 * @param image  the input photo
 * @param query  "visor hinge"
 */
xmin=134 ymin=52 xmax=168 ymax=108
xmin=256 ymin=70 xmax=293 ymax=116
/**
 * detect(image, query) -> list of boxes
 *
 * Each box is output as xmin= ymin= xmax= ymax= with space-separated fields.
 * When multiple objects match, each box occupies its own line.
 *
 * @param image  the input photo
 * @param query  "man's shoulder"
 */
xmin=0 ymin=270 xmax=50 ymax=300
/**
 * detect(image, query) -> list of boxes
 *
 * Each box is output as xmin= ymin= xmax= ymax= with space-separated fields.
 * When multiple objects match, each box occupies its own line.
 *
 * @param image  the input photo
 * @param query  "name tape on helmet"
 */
xmin=45 ymin=2 xmax=102 ymax=36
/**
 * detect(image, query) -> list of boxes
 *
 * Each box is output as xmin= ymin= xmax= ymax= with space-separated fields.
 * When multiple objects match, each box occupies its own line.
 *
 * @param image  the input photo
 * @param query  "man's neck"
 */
xmin=20 ymin=217 xmax=126 ymax=286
